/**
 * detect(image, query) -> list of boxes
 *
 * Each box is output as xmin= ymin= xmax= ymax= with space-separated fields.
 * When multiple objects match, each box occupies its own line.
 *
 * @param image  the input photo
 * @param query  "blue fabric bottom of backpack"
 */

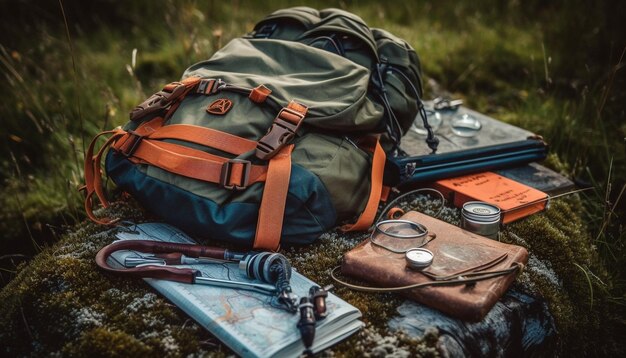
xmin=106 ymin=152 xmax=337 ymax=247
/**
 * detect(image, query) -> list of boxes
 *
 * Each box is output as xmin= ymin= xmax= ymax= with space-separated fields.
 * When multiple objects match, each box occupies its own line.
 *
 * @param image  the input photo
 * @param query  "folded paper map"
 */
xmin=109 ymin=223 xmax=363 ymax=357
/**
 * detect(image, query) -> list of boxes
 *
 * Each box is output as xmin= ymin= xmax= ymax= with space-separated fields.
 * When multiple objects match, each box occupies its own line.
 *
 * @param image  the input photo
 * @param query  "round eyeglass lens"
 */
xmin=451 ymin=113 xmax=482 ymax=137
xmin=411 ymin=110 xmax=442 ymax=136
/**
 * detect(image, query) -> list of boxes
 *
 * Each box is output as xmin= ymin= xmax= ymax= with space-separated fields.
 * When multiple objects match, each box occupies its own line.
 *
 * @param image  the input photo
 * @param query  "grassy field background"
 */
xmin=0 ymin=0 xmax=624 ymax=354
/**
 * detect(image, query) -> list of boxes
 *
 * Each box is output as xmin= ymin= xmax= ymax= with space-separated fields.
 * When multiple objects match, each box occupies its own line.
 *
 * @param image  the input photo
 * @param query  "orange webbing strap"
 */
xmin=253 ymin=144 xmax=294 ymax=251
xmin=167 ymin=75 xmax=201 ymax=90
xmin=340 ymin=136 xmax=386 ymax=232
xmin=147 ymin=124 xmax=257 ymax=155
xmin=82 ymin=117 xmax=163 ymax=224
xmin=380 ymin=185 xmax=391 ymax=202
xmin=286 ymin=100 xmax=308 ymax=118
xmin=108 ymin=113 xmax=267 ymax=188
xmin=115 ymin=138 xmax=268 ymax=187
xmin=82 ymin=129 xmax=125 ymax=225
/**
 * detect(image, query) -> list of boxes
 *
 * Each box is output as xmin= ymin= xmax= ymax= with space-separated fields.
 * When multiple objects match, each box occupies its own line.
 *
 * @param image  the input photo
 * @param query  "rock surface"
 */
xmin=0 ymin=194 xmax=611 ymax=356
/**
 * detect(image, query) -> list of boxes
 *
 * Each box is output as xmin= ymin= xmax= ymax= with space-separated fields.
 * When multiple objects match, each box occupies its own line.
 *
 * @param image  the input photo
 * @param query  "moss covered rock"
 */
xmin=0 ymin=193 xmax=619 ymax=356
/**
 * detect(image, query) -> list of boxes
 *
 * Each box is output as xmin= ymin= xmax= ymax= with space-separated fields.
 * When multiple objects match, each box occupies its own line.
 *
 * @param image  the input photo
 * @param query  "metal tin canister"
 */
xmin=461 ymin=201 xmax=501 ymax=239
xmin=405 ymin=248 xmax=434 ymax=270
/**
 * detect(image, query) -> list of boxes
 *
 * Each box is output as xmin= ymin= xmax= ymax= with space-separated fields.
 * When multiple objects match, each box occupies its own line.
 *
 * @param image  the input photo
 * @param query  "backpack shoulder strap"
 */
xmin=340 ymin=135 xmax=386 ymax=232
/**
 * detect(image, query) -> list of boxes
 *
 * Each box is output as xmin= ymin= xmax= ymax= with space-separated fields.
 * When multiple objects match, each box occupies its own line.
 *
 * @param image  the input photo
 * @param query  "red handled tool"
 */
xmin=96 ymin=240 xmax=280 ymax=296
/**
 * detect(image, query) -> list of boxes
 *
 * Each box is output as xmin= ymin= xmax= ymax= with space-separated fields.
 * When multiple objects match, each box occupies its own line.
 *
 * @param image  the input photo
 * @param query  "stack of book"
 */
xmin=389 ymin=101 xmax=574 ymax=222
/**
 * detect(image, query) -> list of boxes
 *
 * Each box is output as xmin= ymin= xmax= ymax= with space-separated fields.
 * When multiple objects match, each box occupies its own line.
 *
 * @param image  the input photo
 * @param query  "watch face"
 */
xmin=405 ymin=248 xmax=433 ymax=269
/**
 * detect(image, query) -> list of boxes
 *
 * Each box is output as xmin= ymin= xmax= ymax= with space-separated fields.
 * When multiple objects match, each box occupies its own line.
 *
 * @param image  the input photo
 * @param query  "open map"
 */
xmin=110 ymin=223 xmax=362 ymax=357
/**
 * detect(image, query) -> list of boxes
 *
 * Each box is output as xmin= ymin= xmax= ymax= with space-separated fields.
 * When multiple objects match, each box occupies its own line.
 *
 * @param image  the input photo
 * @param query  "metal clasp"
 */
xmin=130 ymin=82 xmax=188 ymax=121
xmin=220 ymin=159 xmax=251 ymax=190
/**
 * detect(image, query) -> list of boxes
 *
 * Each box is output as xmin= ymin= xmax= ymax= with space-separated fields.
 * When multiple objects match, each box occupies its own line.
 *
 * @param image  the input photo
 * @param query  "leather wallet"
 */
xmin=341 ymin=211 xmax=528 ymax=321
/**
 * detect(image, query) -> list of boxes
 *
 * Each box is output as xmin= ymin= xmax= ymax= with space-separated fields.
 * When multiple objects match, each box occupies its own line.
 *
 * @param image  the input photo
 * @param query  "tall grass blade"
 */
xmin=58 ymin=0 xmax=85 ymax=160
xmin=573 ymin=262 xmax=594 ymax=310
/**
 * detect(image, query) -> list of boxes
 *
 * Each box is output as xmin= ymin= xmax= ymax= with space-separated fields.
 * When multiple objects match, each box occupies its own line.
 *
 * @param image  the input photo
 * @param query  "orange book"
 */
xmin=433 ymin=172 xmax=548 ymax=224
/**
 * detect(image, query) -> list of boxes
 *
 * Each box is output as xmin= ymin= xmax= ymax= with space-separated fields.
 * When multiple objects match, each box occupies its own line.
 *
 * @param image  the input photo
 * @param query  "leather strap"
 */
xmin=95 ymin=240 xmax=212 ymax=283
xmin=253 ymin=144 xmax=294 ymax=251
xmin=330 ymin=263 xmax=523 ymax=292
xmin=341 ymin=136 xmax=386 ymax=232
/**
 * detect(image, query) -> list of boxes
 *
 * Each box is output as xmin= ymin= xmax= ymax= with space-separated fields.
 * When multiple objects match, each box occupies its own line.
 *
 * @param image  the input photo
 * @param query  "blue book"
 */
xmin=388 ymin=102 xmax=548 ymax=185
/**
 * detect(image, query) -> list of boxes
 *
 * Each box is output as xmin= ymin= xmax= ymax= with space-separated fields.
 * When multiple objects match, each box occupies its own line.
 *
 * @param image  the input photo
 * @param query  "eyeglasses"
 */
xmin=411 ymin=101 xmax=483 ymax=138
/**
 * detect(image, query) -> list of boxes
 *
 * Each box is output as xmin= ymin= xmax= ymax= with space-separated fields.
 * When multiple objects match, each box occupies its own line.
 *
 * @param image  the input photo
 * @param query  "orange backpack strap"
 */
xmin=252 ymin=101 xmax=308 ymax=250
xmin=253 ymin=144 xmax=294 ymax=251
xmin=340 ymin=136 xmax=386 ymax=232
xmin=146 ymin=124 xmax=257 ymax=155
xmin=82 ymin=129 xmax=125 ymax=225
xmin=113 ymin=137 xmax=268 ymax=189
xmin=109 ymin=117 xmax=268 ymax=190
xmin=82 ymin=117 xmax=165 ymax=224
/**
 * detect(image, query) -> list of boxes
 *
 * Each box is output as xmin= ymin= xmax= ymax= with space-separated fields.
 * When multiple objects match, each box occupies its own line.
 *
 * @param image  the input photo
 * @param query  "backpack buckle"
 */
xmin=118 ymin=131 xmax=144 ymax=157
xmin=130 ymin=82 xmax=187 ymax=121
xmin=220 ymin=159 xmax=251 ymax=190
xmin=256 ymin=107 xmax=304 ymax=160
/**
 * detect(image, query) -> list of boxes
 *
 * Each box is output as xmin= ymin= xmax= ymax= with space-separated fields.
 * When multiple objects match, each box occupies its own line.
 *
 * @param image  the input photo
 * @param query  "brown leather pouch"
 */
xmin=340 ymin=211 xmax=528 ymax=321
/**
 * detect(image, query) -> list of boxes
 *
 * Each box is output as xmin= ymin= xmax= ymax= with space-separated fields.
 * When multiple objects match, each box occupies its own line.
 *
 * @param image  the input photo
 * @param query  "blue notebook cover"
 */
xmin=388 ymin=103 xmax=548 ymax=185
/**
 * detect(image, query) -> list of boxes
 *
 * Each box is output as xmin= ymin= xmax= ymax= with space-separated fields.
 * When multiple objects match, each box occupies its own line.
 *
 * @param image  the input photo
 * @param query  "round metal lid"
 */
xmin=405 ymin=248 xmax=434 ymax=270
xmin=462 ymin=201 xmax=501 ymax=222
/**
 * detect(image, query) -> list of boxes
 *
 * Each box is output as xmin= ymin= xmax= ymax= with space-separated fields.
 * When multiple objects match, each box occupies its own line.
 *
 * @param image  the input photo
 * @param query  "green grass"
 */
xmin=0 ymin=0 xmax=624 ymax=355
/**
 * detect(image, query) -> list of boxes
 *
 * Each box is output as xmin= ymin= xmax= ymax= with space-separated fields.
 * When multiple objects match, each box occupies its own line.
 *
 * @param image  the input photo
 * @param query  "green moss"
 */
xmin=62 ymin=328 xmax=153 ymax=357
xmin=0 ymin=202 xmax=217 ymax=357
xmin=1 ymin=194 xmax=622 ymax=356
xmin=502 ymin=196 xmax=614 ymax=356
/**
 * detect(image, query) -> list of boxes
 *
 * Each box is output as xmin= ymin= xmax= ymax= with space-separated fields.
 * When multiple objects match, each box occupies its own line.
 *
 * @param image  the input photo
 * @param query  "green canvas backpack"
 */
xmin=83 ymin=7 xmax=437 ymax=251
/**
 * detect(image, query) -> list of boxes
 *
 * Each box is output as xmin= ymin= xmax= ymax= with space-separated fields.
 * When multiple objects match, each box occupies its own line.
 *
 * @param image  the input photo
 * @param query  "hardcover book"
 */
xmin=495 ymin=162 xmax=575 ymax=196
xmin=110 ymin=223 xmax=363 ymax=358
xmin=433 ymin=171 xmax=549 ymax=224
